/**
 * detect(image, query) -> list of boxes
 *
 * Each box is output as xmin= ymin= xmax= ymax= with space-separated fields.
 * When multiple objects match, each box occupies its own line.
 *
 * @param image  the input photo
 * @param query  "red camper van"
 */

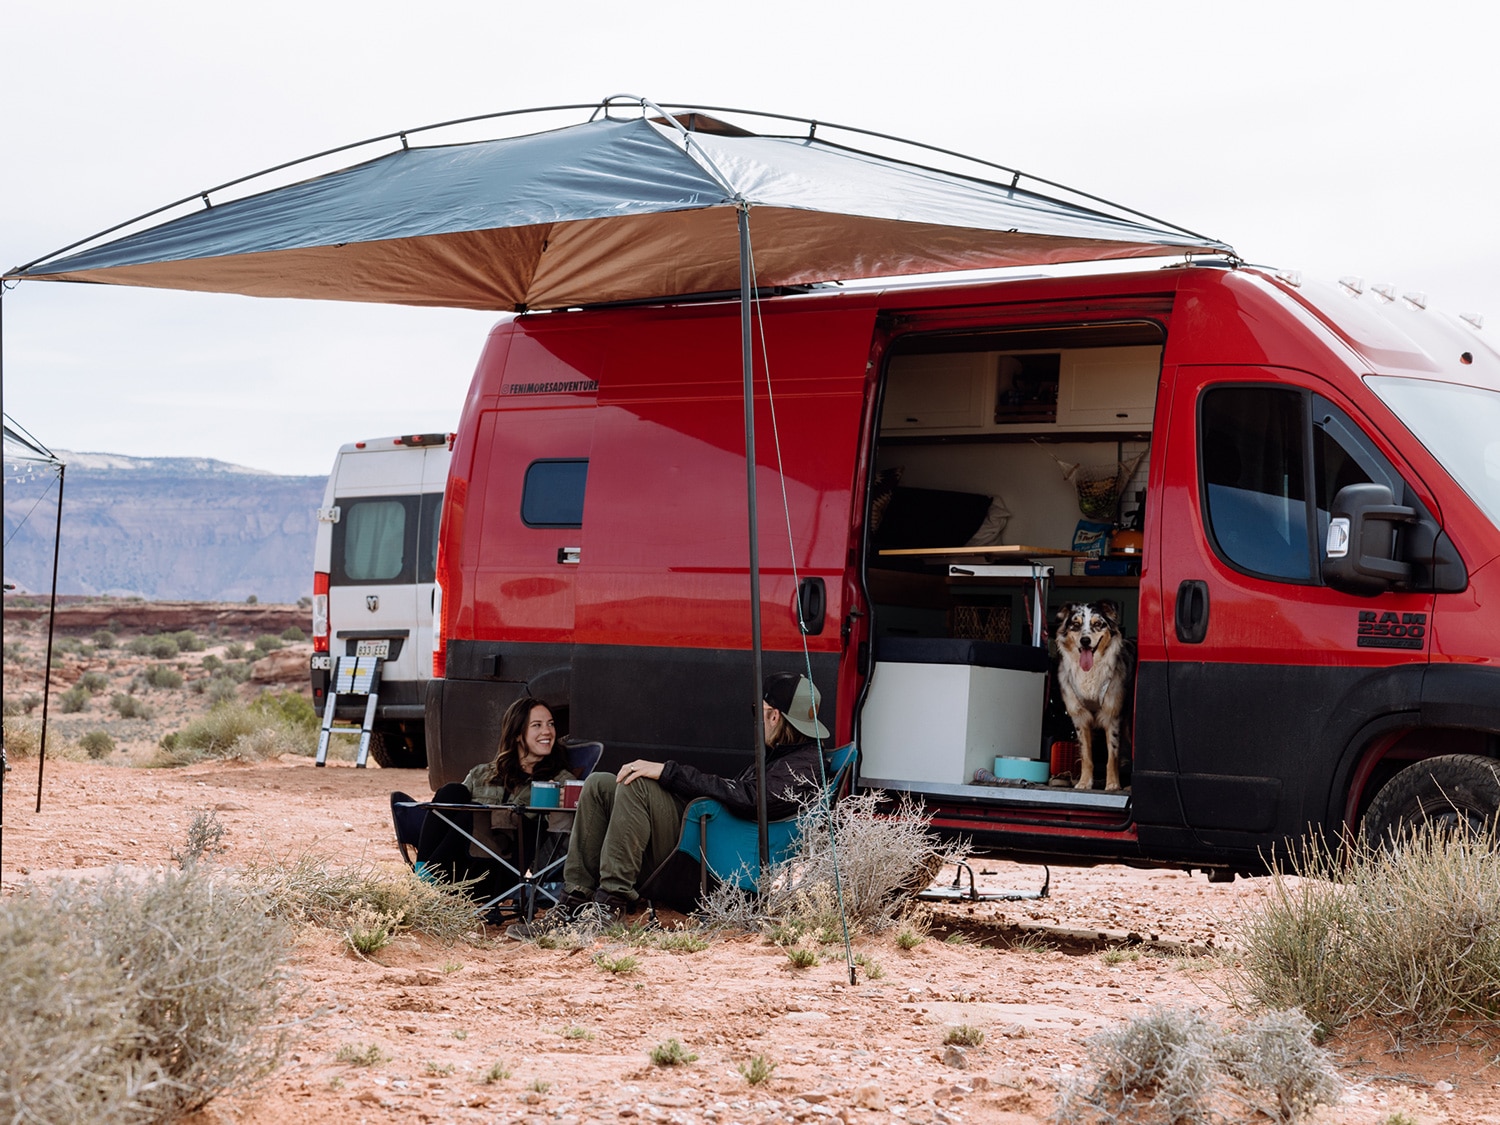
xmin=424 ymin=263 xmax=1500 ymax=877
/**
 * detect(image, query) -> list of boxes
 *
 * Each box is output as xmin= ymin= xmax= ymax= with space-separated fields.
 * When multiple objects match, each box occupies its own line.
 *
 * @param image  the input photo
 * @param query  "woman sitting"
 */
xmin=414 ymin=696 xmax=574 ymax=910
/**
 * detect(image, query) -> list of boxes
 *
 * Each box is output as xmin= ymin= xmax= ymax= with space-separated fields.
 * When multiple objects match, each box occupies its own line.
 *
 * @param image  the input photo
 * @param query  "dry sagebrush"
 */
xmin=241 ymin=851 xmax=486 ymax=943
xmin=1055 ymin=1007 xmax=1339 ymax=1125
xmin=0 ymin=867 xmax=291 ymax=1124
xmin=1235 ymin=821 xmax=1500 ymax=1039
xmin=696 ymin=790 xmax=949 ymax=933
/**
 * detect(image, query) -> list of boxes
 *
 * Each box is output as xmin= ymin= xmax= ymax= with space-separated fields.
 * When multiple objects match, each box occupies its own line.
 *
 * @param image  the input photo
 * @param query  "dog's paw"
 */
xmin=1073 ymin=777 xmax=1094 ymax=791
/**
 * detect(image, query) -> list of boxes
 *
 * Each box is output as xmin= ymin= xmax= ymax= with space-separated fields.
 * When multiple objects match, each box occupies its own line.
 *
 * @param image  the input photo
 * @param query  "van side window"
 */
xmin=1200 ymin=387 xmax=1314 ymax=581
xmin=340 ymin=498 xmax=410 ymax=582
xmin=521 ymin=459 xmax=588 ymax=527
xmin=418 ymin=492 xmax=442 ymax=584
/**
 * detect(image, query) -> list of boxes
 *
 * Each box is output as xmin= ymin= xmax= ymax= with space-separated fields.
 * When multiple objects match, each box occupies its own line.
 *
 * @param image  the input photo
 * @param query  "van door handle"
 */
xmin=796 ymin=577 xmax=826 ymax=635
xmin=1175 ymin=579 xmax=1210 ymax=644
xmin=558 ymin=546 xmax=580 ymax=565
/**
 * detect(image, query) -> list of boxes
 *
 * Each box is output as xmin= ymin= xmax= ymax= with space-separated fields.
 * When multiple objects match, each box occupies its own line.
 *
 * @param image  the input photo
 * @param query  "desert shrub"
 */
xmin=944 ymin=1024 xmax=985 ymax=1047
xmin=57 ymin=684 xmax=90 ymax=713
xmin=147 ymin=635 xmax=180 ymax=660
xmin=594 ymin=952 xmax=639 ymax=974
xmin=2 ymin=699 xmax=21 ymax=717
xmin=80 ymin=730 xmax=116 ymax=760
xmin=1056 ymin=1007 xmax=1339 ymax=1125
xmin=252 ymin=634 xmax=284 ymax=654
xmin=154 ymin=701 xmax=307 ymax=765
xmin=171 ymin=811 xmax=228 ymax=867
xmin=335 ymin=1043 xmax=386 ymax=1068
xmin=245 ymin=594 xmax=258 ymax=605
xmin=280 ymin=625 xmax=306 ymax=642
xmin=649 ymin=1038 xmax=697 ymax=1067
xmin=173 ymin=630 xmax=205 ymax=652
xmin=296 ymin=596 xmax=312 ymax=610
xmin=240 ymin=852 xmax=484 ymax=942
xmin=143 ymin=665 xmax=184 ymax=690
xmin=109 ymin=692 xmax=155 ymax=720
xmin=0 ymin=867 xmax=290 ymax=1123
xmin=1218 ymin=1009 xmax=1343 ymax=1122
xmin=54 ymin=636 xmax=82 ymax=654
xmin=1235 ymin=823 xmax=1500 ymax=1038
xmin=785 ymin=947 xmax=817 ymax=969
xmin=738 ymin=1054 xmax=776 ymax=1085
xmin=223 ymin=642 xmax=247 ymax=660
xmin=250 ymin=689 xmax=319 ymax=735
xmin=79 ymin=670 xmax=110 ymax=694
xmin=3 ymin=716 xmax=41 ymax=758
xmin=344 ymin=905 xmax=402 ymax=956
xmin=3 ymin=641 xmax=25 ymax=663
xmin=126 ymin=635 xmax=153 ymax=656
xmin=201 ymin=654 xmax=224 ymax=673
xmin=696 ymin=790 xmax=948 ymax=934
xmin=206 ymin=678 xmax=240 ymax=706
xmin=91 ymin=629 xmax=117 ymax=648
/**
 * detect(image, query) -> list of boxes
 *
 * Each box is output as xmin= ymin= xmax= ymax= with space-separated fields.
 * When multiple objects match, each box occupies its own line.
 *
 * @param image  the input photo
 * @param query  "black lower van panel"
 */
xmin=428 ymin=640 xmax=839 ymax=788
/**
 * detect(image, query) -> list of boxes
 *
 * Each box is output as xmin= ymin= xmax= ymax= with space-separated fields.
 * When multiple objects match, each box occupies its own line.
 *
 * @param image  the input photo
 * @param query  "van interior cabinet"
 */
xmin=859 ymin=639 xmax=1048 ymax=787
xmin=1055 ymin=347 xmax=1160 ymax=428
xmin=880 ymin=353 xmax=992 ymax=430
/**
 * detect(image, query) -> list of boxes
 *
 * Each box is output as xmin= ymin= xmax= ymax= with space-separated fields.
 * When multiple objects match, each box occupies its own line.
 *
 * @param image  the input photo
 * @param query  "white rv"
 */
xmin=309 ymin=433 xmax=450 ymax=768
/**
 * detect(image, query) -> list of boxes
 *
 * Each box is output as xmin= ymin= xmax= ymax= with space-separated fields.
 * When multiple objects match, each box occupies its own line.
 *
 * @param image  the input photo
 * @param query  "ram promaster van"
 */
xmin=425 ymin=264 xmax=1499 ymax=875
xmin=310 ymin=433 xmax=450 ymax=769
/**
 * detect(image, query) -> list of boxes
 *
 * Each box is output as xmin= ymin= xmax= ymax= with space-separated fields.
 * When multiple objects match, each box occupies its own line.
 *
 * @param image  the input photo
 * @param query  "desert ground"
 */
xmin=3 ymin=601 xmax=1498 ymax=1125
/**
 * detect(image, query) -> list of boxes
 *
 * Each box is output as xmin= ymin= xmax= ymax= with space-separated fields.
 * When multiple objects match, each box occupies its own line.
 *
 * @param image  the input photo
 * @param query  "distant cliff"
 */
xmin=2 ymin=451 xmax=324 ymax=602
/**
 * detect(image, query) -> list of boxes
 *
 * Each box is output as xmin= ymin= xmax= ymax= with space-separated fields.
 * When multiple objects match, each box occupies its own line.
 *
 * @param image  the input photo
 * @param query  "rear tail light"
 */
xmin=312 ymin=571 xmax=329 ymax=653
xmin=432 ymin=579 xmax=446 ymax=677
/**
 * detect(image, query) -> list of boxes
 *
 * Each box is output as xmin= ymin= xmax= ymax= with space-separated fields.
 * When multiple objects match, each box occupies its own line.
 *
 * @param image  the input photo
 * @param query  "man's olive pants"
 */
xmin=563 ymin=772 xmax=687 ymax=901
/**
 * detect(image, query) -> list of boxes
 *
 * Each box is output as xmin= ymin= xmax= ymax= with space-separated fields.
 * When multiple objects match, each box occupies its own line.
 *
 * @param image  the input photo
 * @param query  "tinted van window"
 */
xmin=521 ymin=459 xmax=588 ymax=527
xmin=418 ymin=492 xmax=442 ymax=584
xmin=1201 ymin=387 xmax=1313 ymax=581
xmin=337 ymin=497 xmax=411 ymax=583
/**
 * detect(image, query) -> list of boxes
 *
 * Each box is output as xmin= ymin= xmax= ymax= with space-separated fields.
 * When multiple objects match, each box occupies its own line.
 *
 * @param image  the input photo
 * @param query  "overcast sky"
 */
xmin=3 ymin=0 xmax=1496 ymax=476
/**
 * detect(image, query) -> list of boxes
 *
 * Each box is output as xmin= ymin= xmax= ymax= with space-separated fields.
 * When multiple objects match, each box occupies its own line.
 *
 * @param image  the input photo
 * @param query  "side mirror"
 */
xmin=1323 ymin=483 xmax=1417 ymax=596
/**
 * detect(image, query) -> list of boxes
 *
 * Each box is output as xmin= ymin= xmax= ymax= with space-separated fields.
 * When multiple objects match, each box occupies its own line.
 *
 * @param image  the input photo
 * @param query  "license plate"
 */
xmin=355 ymin=640 xmax=390 ymax=659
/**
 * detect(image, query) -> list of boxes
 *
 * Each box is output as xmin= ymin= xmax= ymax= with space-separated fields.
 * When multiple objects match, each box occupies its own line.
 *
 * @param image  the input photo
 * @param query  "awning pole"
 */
xmin=36 ymin=462 xmax=65 ymax=813
xmin=738 ymin=205 xmax=769 ymax=868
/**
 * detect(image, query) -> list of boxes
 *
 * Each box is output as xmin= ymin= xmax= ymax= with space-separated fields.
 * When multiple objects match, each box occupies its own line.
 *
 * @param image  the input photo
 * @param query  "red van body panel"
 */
xmin=427 ymin=264 xmax=1500 ymax=873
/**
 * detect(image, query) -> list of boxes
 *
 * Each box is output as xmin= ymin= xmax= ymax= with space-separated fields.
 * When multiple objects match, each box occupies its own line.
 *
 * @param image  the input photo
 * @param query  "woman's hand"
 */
xmin=617 ymin=759 xmax=665 ymax=786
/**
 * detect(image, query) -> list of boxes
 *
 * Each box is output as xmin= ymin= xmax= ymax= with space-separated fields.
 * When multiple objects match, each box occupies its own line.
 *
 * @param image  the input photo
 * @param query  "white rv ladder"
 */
xmin=315 ymin=655 xmax=383 ymax=768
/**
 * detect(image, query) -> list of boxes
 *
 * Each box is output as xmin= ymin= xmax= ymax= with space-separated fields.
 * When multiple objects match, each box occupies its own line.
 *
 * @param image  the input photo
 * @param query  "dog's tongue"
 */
xmin=1080 ymin=649 xmax=1095 ymax=672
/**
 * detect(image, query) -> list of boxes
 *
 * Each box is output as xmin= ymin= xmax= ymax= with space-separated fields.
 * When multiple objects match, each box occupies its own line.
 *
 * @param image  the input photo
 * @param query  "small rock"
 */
xmin=798 ymin=1090 xmax=832 ymax=1103
xmin=343 ymin=822 xmax=354 ymax=832
xmin=942 ymin=1045 xmax=968 ymax=1069
xmin=648 ymin=1094 xmax=693 ymax=1107
xmin=854 ymin=1085 xmax=886 ymax=1111
xmin=1435 ymin=1080 xmax=1454 ymax=1093
xmin=518 ymin=1090 xmax=543 ymax=1104
xmin=995 ymin=1023 xmax=1029 ymax=1038
xmin=213 ymin=802 xmax=247 ymax=811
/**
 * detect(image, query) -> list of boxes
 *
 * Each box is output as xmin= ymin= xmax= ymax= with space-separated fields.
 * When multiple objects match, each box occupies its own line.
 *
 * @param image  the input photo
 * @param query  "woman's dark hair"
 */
xmin=493 ymin=697 xmax=565 ymax=787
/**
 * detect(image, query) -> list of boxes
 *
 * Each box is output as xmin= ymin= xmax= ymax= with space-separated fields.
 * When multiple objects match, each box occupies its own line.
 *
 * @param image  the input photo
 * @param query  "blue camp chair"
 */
xmin=666 ymin=742 xmax=859 ymax=903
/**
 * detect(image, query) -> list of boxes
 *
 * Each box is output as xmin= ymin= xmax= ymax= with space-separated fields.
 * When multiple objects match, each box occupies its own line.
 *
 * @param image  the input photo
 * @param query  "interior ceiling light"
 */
xmin=1460 ymin=312 xmax=1485 ymax=330
xmin=1338 ymin=276 xmax=1365 ymax=294
xmin=1403 ymin=291 xmax=1429 ymax=309
xmin=1372 ymin=283 xmax=1397 ymax=301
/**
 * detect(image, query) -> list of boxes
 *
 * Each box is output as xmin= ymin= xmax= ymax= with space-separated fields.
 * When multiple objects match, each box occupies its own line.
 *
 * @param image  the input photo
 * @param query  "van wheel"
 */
xmin=367 ymin=728 xmax=427 ymax=770
xmin=1360 ymin=754 xmax=1500 ymax=848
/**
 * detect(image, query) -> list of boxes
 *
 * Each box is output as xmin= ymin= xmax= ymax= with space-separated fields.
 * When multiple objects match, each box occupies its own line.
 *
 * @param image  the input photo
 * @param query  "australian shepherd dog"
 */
xmin=1054 ymin=601 xmax=1133 ymax=791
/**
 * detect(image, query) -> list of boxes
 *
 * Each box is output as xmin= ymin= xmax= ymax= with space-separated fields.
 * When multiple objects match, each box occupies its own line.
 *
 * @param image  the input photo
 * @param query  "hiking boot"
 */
xmin=590 ymin=889 xmax=633 ymax=923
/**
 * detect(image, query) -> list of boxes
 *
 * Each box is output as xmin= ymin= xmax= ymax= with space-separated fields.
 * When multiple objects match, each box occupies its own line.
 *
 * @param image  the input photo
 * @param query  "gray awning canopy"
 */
xmin=8 ymin=110 xmax=1232 ymax=311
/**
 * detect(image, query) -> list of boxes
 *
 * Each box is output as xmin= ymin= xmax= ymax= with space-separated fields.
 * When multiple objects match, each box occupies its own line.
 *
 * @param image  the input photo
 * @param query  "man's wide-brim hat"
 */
xmin=763 ymin=672 xmax=831 ymax=739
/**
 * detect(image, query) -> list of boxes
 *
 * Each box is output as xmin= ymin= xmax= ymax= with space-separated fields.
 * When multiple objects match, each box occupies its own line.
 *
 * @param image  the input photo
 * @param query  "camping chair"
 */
xmin=390 ymin=739 xmax=604 ymax=919
xmin=642 ymin=742 xmax=859 ymax=912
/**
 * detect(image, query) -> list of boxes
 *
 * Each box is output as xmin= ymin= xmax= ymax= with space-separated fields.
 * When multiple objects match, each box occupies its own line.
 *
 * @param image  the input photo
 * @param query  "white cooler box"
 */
xmin=859 ymin=637 xmax=1049 ymax=787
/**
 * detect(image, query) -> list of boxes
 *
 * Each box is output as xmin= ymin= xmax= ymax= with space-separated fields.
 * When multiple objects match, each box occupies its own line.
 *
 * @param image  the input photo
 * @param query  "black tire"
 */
xmin=366 ymin=726 xmax=427 ymax=770
xmin=1360 ymin=754 xmax=1500 ymax=848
